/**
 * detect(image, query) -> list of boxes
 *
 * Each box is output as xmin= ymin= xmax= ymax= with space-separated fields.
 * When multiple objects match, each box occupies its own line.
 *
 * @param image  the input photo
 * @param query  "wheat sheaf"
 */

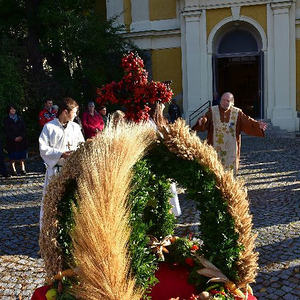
xmin=40 ymin=114 xmax=257 ymax=298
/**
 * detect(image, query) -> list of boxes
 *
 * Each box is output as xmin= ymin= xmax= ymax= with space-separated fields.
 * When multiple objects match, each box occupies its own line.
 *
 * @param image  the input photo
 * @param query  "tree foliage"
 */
xmin=0 ymin=0 xmax=134 ymax=143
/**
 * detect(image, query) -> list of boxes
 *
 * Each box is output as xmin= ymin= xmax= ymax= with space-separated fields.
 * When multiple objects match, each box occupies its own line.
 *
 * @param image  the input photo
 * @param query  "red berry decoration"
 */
xmin=185 ymin=257 xmax=195 ymax=267
xmin=96 ymin=52 xmax=173 ymax=122
xmin=190 ymin=244 xmax=199 ymax=252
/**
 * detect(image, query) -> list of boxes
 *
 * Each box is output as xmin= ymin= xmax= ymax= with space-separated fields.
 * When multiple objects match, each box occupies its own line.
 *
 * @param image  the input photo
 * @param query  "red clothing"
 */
xmin=39 ymin=108 xmax=57 ymax=128
xmin=82 ymin=111 xmax=104 ymax=138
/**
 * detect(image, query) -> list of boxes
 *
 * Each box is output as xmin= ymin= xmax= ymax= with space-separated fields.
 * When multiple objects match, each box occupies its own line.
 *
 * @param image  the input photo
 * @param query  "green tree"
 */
xmin=0 ymin=0 xmax=134 ymax=145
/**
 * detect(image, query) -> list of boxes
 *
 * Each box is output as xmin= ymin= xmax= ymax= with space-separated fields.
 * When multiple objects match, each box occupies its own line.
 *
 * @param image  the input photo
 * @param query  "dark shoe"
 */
xmin=11 ymin=171 xmax=18 ymax=176
xmin=20 ymin=170 xmax=27 ymax=175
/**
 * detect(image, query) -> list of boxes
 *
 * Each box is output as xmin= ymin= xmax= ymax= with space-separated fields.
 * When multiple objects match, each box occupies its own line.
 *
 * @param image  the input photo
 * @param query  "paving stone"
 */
xmin=282 ymin=286 xmax=293 ymax=293
xmin=274 ymin=289 xmax=286 ymax=297
xmin=283 ymin=293 xmax=299 ymax=300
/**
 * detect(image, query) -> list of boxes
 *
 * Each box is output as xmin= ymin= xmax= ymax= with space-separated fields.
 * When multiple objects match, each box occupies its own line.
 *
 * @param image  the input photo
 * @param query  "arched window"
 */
xmin=218 ymin=29 xmax=258 ymax=54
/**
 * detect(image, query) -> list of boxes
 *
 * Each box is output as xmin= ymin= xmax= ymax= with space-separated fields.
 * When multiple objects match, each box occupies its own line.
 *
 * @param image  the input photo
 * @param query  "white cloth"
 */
xmin=169 ymin=182 xmax=181 ymax=217
xmin=212 ymin=105 xmax=239 ymax=173
xmin=39 ymin=118 xmax=84 ymax=228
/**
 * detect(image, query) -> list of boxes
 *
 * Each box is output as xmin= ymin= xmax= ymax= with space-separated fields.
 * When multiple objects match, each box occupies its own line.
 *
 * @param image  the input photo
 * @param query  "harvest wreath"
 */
xmin=33 ymin=112 xmax=258 ymax=300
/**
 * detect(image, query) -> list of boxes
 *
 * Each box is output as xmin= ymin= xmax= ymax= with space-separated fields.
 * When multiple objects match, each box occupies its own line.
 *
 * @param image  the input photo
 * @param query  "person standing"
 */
xmin=3 ymin=105 xmax=28 ymax=175
xmin=82 ymin=102 xmax=104 ymax=139
xmin=39 ymin=98 xmax=57 ymax=128
xmin=39 ymin=97 xmax=85 ymax=228
xmin=192 ymin=92 xmax=267 ymax=173
xmin=99 ymin=106 xmax=109 ymax=127
xmin=168 ymin=99 xmax=181 ymax=123
xmin=0 ymin=138 xmax=9 ymax=178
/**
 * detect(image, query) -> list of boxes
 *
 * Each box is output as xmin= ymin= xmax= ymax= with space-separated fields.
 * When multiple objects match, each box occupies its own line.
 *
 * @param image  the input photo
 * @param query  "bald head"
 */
xmin=220 ymin=92 xmax=234 ymax=110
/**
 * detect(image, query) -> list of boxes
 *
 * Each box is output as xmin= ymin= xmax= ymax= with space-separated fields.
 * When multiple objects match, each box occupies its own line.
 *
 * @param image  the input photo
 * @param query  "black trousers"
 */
xmin=0 ymin=140 xmax=8 ymax=175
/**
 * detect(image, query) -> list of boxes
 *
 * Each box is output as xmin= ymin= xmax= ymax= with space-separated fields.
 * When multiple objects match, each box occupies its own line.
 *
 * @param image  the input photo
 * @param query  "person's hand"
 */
xmin=200 ymin=117 xmax=207 ymax=126
xmin=95 ymin=128 xmax=99 ymax=133
xmin=61 ymin=151 xmax=73 ymax=159
xmin=258 ymin=121 xmax=267 ymax=131
xmin=15 ymin=136 xmax=23 ymax=142
xmin=192 ymin=117 xmax=206 ymax=131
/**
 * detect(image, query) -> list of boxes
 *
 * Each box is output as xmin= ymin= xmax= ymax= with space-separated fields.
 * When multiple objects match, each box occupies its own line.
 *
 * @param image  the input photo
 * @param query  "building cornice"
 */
xmin=122 ymin=29 xmax=181 ymax=39
xmin=182 ymin=0 xmax=295 ymax=10
xmin=270 ymin=1 xmax=293 ymax=10
xmin=182 ymin=7 xmax=202 ymax=22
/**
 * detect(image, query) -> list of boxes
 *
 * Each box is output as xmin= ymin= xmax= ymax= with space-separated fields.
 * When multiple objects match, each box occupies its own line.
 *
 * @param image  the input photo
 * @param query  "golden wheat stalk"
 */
xmin=69 ymin=122 xmax=155 ymax=299
xmin=40 ymin=121 xmax=156 ymax=299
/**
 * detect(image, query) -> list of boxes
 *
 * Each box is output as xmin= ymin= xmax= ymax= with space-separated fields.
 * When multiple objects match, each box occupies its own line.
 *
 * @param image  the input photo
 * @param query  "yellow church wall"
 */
xmin=206 ymin=8 xmax=231 ymax=38
xmin=123 ymin=0 xmax=132 ymax=31
xmin=151 ymin=48 xmax=182 ymax=105
xmin=240 ymin=5 xmax=267 ymax=35
xmin=296 ymin=40 xmax=300 ymax=111
xmin=149 ymin=0 xmax=177 ymax=21
xmin=206 ymin=5 xmax=267 ymax=38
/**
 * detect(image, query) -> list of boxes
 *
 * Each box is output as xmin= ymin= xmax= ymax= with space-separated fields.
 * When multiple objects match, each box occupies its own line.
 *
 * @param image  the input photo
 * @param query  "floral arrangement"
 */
xmin=150 ymin=235 xmax=256 ymax=300
xmin=95 ymin=52 xmax=173 ymax=122
xmin=33 ymin=235 xmax=256 ymax=300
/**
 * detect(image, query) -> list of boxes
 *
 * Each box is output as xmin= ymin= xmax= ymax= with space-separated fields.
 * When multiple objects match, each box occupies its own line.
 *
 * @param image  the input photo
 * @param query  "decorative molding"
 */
xmin=271 ymin=1 xmax=292 ymax=15
xmin=231 ymin=6 xmax=241 ymax=20
xmin=130 ymin=21 xmax=152 ymax=32
xmin=189 ymin=0 xmax=270 ymax=9
xmin=182 ymin=7 xmax=202 ymax=22
xmin=180 ymin=0 xmax=296 ymax=10
xmin=130 ymin=18 xmax=180 ymax=33
xmin=123 ymin=29 xmax=180 ymax=39
xmin=207 ymin=15 xmax=267 ymax=53
xmin=123 ymin=33 xmax=181 ymax=50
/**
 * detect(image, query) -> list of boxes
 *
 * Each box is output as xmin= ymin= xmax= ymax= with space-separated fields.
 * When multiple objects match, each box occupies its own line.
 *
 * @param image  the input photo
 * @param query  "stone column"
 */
xmin=271 ymin=1 xmax=298 ymax=131
xmin=182 ymin=6 xmax=203 ymax=121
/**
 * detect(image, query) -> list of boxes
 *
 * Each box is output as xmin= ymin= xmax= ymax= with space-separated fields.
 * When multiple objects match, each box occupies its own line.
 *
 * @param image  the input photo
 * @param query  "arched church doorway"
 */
xmin=213 ymin=24 xmax=263 ymax=118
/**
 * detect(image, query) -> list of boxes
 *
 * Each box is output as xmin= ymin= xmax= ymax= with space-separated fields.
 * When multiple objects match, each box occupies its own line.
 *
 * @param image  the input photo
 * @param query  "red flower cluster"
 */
xmin=185 ymin=257 xmax=195 ymax=267
xmin=96 ymin=52 xmax=173 ymax=122
xmin=190 ymin=244 xmax=199 ymax=252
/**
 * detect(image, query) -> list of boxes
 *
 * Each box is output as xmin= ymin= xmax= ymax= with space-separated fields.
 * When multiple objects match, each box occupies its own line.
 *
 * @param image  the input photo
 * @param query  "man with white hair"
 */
xmin=192 ymin=92 xmax=267 ymax=173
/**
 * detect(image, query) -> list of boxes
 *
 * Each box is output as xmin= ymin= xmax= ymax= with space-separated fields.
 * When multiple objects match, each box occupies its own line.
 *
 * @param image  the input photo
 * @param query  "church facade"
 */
xmin=103 ymin=0 xmax=300 ymax=131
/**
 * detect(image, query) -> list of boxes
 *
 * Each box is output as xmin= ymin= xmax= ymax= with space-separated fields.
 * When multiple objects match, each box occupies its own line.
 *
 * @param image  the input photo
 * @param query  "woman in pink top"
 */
xmin=82 ymin=102 xmax=104 ymax=138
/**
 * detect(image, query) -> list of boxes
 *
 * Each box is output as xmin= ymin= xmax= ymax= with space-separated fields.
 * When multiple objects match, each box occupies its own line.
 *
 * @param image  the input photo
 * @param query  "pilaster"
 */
xmin=106 ymin=0 xmax=124 ymax=25
xmin=271 ymin=0 xmax=298 ymax=131
xmin=130 ymin=0 xmax=151 ymax=32
xmin=181 ymin=5 xmax=203 ymax=118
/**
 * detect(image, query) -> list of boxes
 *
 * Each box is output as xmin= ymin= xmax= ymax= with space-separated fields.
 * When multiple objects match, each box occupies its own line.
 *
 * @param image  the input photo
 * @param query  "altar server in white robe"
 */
xmin=39 ymin=97 xmax=85 ymax=229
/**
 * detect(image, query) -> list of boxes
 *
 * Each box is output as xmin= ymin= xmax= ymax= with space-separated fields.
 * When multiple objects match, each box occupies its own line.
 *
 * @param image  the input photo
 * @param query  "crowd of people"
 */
xmin=0 ymin=97 xmax=109 ymax=178
xmin=0 ymin=93 xmax=267 ymax=180
xmin=0 ymin=92 xmax=268 ymax=235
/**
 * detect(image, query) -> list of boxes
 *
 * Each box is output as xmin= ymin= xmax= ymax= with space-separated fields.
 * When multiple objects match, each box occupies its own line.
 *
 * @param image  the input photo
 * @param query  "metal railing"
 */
xmin=189 ymin=100 xmax=211 ymax=126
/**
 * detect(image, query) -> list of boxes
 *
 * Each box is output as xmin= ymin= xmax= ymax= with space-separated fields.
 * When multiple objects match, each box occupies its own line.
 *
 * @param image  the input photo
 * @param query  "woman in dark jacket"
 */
xmin=3 ymin=105 xmax=28 ymax=175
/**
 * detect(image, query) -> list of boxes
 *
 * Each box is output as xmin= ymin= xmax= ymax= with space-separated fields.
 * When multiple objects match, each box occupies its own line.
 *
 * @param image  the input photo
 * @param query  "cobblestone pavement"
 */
xmin=176 ymin=132 xmax=300 ymax=300
xmin=0 ymin=132 xmax=299 ymax=299
xmin=0 ymin=160 xmax=45 ymax=299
